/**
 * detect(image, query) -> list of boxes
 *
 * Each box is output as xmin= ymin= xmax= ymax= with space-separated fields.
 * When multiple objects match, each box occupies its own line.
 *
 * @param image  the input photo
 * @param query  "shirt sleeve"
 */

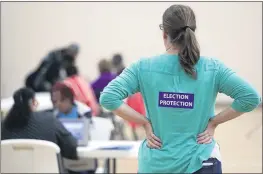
xmin=100 ymin=62 xmax=140 ymax=111
xmin=216 ymin=60 xmax=261 ymax=112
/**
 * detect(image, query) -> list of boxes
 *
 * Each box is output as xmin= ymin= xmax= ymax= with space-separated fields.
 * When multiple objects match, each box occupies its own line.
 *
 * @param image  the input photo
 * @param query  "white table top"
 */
xmin=77 ymin=140 xmax=142 ymax=159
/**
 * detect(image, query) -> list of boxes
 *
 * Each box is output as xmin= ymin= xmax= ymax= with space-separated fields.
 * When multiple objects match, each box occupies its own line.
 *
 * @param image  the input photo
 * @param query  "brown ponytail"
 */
xmin=178 ymin=27 xmax=200 ymax=79
xmin=163 ymin=5 xmax=200 ymax=79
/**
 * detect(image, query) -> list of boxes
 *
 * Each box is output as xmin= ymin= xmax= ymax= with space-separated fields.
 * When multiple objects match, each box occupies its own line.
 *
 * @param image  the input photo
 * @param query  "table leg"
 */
xmin=104 ymin=158 xmax=116 ymax=174
xmin=113 ymin=158 xmax=116 ymax=174
xmin=105 ymin=158 xmax=110 ymax=174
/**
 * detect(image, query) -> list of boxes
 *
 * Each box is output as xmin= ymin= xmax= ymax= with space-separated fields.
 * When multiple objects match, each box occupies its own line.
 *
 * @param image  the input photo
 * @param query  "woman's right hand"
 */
xmin=144 ymin=122 xmax=162 ymax=149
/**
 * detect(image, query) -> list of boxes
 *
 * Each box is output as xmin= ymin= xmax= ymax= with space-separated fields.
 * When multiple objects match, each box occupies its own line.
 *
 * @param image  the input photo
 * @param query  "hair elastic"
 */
xmin=181 ymin=26 xmax=192 ymax=31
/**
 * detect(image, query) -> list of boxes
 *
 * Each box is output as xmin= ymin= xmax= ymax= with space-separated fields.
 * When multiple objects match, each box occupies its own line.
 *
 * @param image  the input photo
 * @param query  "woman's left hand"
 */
xmin=144 ymin=122 xmax=162 ymax=149
xmin=197 ymin=121 xmax=217 ymax=144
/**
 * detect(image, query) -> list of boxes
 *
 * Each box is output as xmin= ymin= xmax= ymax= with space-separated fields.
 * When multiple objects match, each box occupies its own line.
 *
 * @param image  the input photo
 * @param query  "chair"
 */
xmin=1 ymin=139 xmax=61 ymax=173
xmin=90 ymin=116 xmax=114 ymax=141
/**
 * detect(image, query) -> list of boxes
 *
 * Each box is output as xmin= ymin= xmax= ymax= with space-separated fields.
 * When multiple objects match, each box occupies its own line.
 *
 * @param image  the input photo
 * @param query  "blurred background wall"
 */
xmin=1 ymin=2 xmax=262 ymax=102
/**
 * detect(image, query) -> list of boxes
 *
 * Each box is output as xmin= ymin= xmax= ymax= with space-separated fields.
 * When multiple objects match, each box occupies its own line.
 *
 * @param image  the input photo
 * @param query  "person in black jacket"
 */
xmin=1 ymin=87 xmax=78 ymax=161
xmin=25 ymin=43 xmax=79 ymax=92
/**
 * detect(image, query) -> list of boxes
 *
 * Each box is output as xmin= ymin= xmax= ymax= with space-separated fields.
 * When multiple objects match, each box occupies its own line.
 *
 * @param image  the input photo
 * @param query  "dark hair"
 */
xmin=112 ymin=54 xmax=123 ymax=66
xmin=67 ymin=43 xmax=79 ymax=56
xmin=4 ymin=87 xmax=35 ymax=129
xmin=66 ymin=65 xmax=79 ymax=76
xmin=162 ymin=5 xmax=200 ymax=79
xmin=99 ymin=59 xmax=112 ymax=74
xmin=52 ymin=83 xmax=74 ymax=103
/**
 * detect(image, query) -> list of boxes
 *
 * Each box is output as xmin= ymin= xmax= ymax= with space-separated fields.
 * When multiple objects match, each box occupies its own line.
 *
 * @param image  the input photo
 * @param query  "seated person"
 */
xmin=1 ymin=87 xmax=78 ymax=170
xmin=51 ymin=83 xmax=97 ymax=174
xmin=63 ymin=66 xmax=99 ymax=116
xmin=91 ymin=59 xmax=116 ymax=102
xmin=51 ymin=82 xmax=92 ymax=119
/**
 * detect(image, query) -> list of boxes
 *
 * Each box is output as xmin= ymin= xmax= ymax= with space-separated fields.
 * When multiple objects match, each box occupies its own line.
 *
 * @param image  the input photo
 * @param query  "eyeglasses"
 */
xmin=159 ymin=24 xmax=164 ymax=30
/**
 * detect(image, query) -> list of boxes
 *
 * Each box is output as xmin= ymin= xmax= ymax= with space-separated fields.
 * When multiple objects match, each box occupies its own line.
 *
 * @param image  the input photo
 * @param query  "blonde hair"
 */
xmin=98 ymin=59 xmax=111 ymax=73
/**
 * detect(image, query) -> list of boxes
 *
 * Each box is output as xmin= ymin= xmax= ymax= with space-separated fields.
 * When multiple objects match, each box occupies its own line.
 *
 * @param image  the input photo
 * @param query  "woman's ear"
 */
xmin=163 ymin=31 xmax=168 ymax=40
xmin=163 ymin=31 xmax=170 ymax=49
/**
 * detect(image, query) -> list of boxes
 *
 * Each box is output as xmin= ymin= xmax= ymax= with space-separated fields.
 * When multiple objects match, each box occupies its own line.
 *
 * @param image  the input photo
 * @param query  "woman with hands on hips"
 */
xmin=100 ymin=4 xmax=261 ymax=174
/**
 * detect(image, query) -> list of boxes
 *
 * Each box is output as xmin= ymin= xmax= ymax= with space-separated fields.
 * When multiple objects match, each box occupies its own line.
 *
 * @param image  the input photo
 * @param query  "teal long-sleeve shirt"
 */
xmin=100 ymin=54 xmax=261 ymax=173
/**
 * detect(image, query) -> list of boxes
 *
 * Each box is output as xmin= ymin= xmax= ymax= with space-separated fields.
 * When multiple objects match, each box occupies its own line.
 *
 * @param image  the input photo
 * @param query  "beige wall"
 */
xmin=1 ymin=2 xmax=262 ymax=103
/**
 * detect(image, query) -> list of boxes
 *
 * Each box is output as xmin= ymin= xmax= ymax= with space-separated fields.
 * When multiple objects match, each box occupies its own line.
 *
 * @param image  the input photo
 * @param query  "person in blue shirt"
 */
xmin=51 ymin=83 xmax=93 ymax=120
xmin=51 ymin=83 xmax=81 ymax=119
xmin=51 ymin=83 xmax=97 ymax=174
xmin=100 ymin=4 xmax=262 ymax=174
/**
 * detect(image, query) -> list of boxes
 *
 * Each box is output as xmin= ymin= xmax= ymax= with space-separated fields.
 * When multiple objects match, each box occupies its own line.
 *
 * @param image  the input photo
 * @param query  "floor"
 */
xmin=101 ymin=106 xmax=262 ymax=173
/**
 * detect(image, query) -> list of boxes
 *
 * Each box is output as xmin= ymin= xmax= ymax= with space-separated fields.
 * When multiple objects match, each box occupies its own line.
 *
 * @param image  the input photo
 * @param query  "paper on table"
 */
xmin=77 ymin=144 xmax=104 ymax=152
xmin=98 ymin=145 xmax=134 ymax=150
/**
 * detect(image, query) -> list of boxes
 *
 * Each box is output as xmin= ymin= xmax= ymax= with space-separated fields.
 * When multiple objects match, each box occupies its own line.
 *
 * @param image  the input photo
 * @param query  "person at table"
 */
xmin=91 ymin=59 xmax=116 ymax=102
xmin=100 ymin=4 xmax=261 ymax=174
xmin=1 ymin=87 xmax=78 ymax=161
xmin=63 ymin=65 xmax=100 ymax=116
xmin=51 ymin=82 xmax=92 ymax=119
xmin=51 ymin=83 xmax=97 ymax=174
